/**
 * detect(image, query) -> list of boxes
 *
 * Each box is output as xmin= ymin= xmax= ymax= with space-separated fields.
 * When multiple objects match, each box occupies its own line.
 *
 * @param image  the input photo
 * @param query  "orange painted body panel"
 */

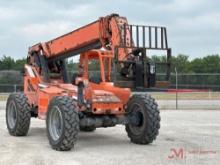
xmin=90 ymin=82 xmax=130 ymax=105
xmin=28 ymin=14 xmax=133 ymax=61
xmin=24 ymin=81 xmax=130 ymax=119
xmin=92 ymin=102 xmax=124 ymax=115
xmin=37 ymin=86 xmax=68 ymax=119
xmin=45 ymin=21 xmax=101 ymax=58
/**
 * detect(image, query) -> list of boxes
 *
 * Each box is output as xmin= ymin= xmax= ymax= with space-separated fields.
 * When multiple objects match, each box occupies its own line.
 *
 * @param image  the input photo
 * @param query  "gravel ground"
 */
xmin=1 ymin=100 xmax=220 ymax=110
xmin=158 ymin=100 xmax=220 ymax=110
xmin=0 ymin=104 xmax=219 ymax=165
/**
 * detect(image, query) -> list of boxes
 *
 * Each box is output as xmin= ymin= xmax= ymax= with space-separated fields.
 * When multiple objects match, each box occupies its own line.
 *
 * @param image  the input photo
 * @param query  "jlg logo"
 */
xmin=168 ymin=148 xmax=184 ymax=159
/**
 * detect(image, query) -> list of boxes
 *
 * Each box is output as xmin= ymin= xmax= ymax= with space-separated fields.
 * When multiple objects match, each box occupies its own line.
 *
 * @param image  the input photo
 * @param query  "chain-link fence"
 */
xmin=1 ymin=72 xmax=220 ymax=92
xmin=157 ymin=73 xmax=220 ymax=90
xmin=0 ymin=72 xmax=220 ymax=110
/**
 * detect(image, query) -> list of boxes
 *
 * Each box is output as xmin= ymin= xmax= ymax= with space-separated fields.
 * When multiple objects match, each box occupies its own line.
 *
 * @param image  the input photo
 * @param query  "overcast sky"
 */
xmin=0 ymin=0 xmax=219 ymax=60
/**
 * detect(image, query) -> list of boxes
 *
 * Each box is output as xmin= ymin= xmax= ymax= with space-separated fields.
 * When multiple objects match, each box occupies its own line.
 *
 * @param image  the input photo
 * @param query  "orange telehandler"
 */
xmin=6 ymin=14 xmax=171 ymax=151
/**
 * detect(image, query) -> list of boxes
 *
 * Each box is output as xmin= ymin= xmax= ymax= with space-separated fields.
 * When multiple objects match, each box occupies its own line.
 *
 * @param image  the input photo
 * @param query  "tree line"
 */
xmin=151 ymin=54 xmax=220 ymax=73
xmin=0 ymin=54 xmax=220 ymax=90
xmin=1 ymin=54 xmax=220 ymax=73
xmin=0 ymin=56 xmax=26 ymax=70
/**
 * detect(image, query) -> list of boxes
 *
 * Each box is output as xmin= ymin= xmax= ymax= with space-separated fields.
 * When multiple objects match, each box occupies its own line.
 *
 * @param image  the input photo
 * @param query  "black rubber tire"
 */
xmin=46 ymin=96 xmax=79 ymax=151
xmin=6 ymin=93 xmax=31 ymax=136
xmin=125 ymin=94 xmax=160 ymax=144
xmin=80 ymin=126 xmax=96 ymax=132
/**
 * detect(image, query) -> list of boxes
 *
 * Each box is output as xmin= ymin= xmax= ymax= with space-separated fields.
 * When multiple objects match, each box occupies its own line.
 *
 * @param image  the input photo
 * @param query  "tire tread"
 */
xmin=6 ymin=93 xmax=31 ymax=136
xmin=125 ymin=94 xmax=160 ymax=144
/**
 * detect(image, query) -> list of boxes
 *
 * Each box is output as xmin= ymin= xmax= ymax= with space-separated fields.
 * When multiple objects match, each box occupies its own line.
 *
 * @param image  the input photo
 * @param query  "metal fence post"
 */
xmin=208 ymin=89 xmax=211 ymax=100
xmin=175 ymin=68 xmax=178 ymax=110
xmin=14 ymin=84 xmax=17 ymax=93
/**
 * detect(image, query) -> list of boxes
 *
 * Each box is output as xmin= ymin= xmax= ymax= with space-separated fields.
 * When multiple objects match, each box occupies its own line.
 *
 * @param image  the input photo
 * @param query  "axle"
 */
xmin=79 ymin=114 xmax=141 ymax=128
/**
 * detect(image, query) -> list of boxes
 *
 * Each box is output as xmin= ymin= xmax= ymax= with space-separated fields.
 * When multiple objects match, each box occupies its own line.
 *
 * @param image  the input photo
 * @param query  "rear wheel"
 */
xmin=6 ymin=93 xmax=31 ymax=136
xmin=125 ymin=94 xmax=160 ymax=144
xmin=46 ymin=96 xmax=79 ymax=151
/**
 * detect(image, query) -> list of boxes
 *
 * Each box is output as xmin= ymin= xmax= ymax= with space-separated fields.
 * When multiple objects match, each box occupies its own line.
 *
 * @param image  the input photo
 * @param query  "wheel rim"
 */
xmin=128 ymin=103 xmax=145 ymax=135
xmin=7 ymin=101 xmax=17 ymax=129
xmin=48 ymin=106 xmax=63 ymax=141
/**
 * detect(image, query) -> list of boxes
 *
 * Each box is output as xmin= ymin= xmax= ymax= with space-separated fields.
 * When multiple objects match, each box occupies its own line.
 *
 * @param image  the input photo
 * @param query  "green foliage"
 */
xmin=171 ymin=54 xmax=190 ymax=73
xmin=1 ymin=54 xmax=220 ymax=73
xmin=0 ymin=55 xmax=26 ymax=70
xmin=0 ymin=55 xmax=15 ymax=70
xmin=88 ymin=60 xmax=100 ymax=70
xmin=152 ymin=54 xmax=220 ymax=73
xmin=0 ymin=54 xmax=220 ymax=90
xmin=189 ymin=55 xmax=220 ymax=73
xmin=67 ymin=59 xmax=78 ymax=71
xmin=67 ymin=59 xmax=100 ymax=71
xmin=14 ymin=58 xmax=26 ymax=70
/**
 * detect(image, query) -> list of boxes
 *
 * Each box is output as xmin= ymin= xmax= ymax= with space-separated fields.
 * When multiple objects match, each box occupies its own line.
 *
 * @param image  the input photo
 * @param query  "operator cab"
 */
xmin=70 ymin=50 xmax=113 ymax=85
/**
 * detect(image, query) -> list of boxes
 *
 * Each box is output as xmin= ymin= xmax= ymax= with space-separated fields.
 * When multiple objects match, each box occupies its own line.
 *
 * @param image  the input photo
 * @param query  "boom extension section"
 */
xmin=28 ymin=14 xmax=132 ymax=62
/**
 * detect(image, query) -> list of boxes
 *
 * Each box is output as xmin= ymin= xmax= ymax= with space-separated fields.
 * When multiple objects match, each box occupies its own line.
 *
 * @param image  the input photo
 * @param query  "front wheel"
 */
xmin=46 ymin=96 xmax=79 ymax=151
xmin=125 ymin=94 xmax=160 ymax=144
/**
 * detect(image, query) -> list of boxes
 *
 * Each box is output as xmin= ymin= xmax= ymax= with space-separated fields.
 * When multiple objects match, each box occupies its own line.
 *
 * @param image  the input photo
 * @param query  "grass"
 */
xmin=0 ymin=94 xmax=9 ymax=101
xmin=0 ymin=92 xmax=220 ymax=101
